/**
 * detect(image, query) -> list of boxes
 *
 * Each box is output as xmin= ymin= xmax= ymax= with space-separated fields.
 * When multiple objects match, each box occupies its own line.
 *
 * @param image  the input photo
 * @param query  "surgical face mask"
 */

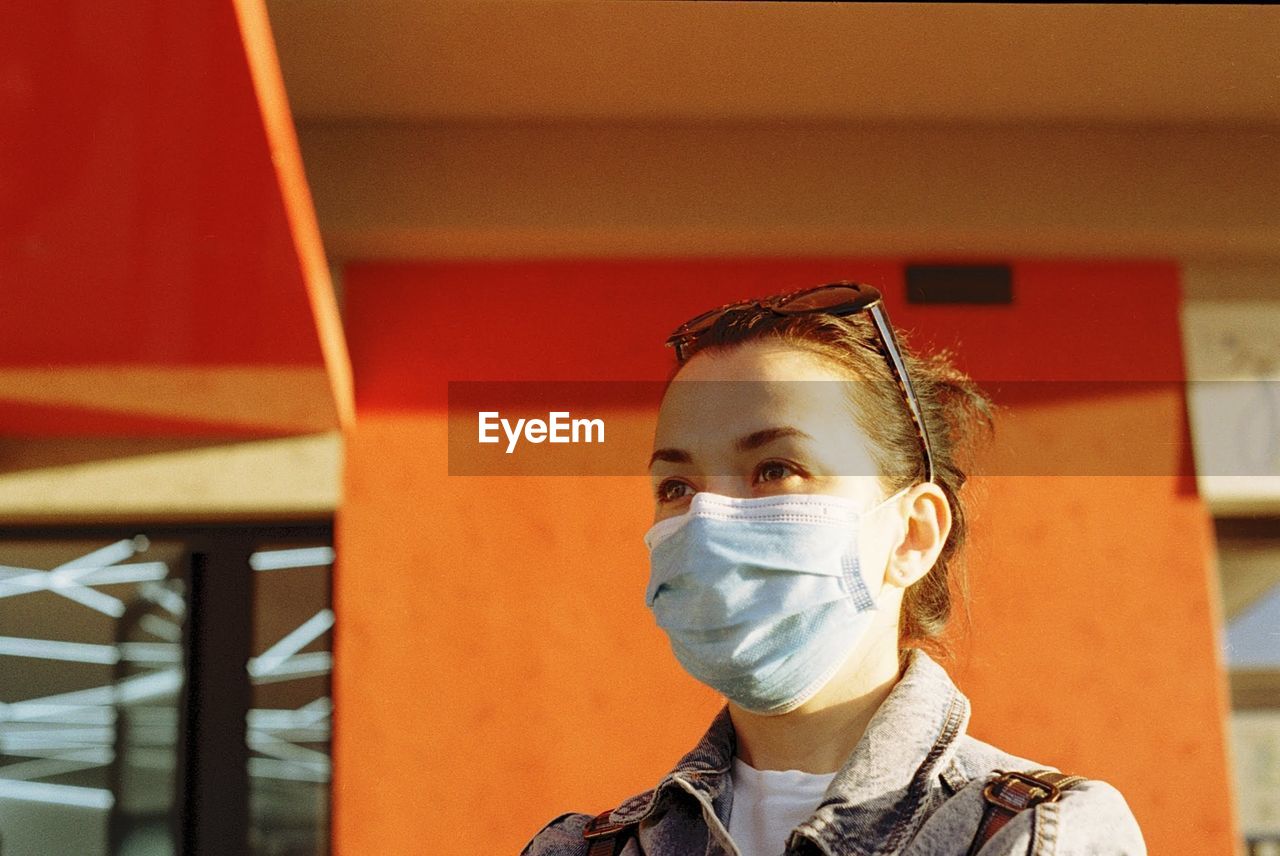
xmin=643 ymin=486 xmax=911 ymax=716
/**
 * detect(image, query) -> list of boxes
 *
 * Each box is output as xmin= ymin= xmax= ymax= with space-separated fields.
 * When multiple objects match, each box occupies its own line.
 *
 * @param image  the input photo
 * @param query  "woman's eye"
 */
xmin=756 ymin=460 xmax=799 ymax=484
xmin=656 ymin=479 xmax=694 ymax=503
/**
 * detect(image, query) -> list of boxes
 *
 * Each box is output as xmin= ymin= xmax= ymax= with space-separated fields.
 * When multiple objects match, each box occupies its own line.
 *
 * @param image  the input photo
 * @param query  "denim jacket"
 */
xmin=521 ymin=647 xmax=1146 ymax=855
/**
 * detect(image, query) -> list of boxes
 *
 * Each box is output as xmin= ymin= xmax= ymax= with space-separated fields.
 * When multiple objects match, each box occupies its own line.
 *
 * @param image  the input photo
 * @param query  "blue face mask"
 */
xmin=643 ymin=487 xmax=911 ymax=716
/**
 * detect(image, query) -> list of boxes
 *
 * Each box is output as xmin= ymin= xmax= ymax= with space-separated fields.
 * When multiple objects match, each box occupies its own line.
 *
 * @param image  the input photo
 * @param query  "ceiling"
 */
xmin=266 ymin=1 xmax=1280 ymax=124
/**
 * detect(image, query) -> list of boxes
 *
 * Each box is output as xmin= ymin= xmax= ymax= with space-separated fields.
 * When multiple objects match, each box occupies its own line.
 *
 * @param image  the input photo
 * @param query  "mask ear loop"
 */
xmin=869 ymin=483 xmax=916 ymax=514
xmin=858 ymin=483 xmax=918 ymax=605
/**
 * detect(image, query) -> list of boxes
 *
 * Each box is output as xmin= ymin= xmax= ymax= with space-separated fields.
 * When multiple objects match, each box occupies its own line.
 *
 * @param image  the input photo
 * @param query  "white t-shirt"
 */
xmin=726 ymin=756 xmax=837 ymax=856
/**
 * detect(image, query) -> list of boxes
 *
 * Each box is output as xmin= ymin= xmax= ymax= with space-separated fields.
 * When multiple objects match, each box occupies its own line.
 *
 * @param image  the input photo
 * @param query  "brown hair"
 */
xmin=671 ymin=305 xmax=997 ymax=661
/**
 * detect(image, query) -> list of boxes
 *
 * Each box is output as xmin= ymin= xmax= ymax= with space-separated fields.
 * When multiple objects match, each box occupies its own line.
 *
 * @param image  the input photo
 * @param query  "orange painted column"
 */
xmin=0 ymin=0 xmax=348 ymax=436
xmin=334 ymin=259 xmax=1235 ymax=853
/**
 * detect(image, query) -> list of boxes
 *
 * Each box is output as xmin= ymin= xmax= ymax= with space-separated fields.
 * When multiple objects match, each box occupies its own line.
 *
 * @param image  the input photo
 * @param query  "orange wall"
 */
xmin=335 ymin=259 xmax=1236 ymax=853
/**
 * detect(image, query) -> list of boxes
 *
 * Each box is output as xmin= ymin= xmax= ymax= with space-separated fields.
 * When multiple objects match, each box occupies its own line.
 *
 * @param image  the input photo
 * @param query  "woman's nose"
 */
xmin=701 ymin=475 xmax=753 ymax=498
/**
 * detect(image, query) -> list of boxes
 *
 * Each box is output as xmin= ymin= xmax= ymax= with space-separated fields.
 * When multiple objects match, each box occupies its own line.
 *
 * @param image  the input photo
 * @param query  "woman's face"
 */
xmin=648 ymin=338 xmax=952 ymax=711
xmin=649 ymin=340 xmax=889 ymax=524
xmin=649 ymin=339 xmax=923 ymax=636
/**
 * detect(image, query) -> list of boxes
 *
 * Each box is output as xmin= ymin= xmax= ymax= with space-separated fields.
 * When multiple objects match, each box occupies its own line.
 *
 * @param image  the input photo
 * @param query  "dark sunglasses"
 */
xmin=664 ymin=282 xmax=936 ymax=484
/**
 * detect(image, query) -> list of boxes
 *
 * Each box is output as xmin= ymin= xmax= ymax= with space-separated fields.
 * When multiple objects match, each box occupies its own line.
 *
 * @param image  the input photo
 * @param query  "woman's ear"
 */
xmin=886 ymin=483 xmax=951 ymax=589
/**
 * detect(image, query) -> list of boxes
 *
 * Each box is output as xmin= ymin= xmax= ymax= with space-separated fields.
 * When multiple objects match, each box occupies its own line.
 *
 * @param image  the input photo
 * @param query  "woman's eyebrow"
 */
xmin=735 ymin=426 xmax=813 ymax=452
xmin=648 ymin=447 xmax=692 ymax=469
xmin=649 ymin=426 xmax=813 ymax=469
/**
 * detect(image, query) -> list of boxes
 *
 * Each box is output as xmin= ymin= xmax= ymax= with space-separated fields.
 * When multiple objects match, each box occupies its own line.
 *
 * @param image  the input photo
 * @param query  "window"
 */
xmin=0 ymin=523 xmax=333 ymax=856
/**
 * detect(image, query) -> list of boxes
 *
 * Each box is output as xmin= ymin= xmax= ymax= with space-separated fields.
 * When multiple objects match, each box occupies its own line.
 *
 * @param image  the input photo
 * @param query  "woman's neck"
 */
xmin=728 ymin=639 xmax=905 ymax=774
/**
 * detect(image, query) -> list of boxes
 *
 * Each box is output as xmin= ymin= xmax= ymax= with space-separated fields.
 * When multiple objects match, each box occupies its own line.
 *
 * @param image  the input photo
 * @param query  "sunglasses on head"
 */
xmin=664 ymin=282 xmax=936 ymax=485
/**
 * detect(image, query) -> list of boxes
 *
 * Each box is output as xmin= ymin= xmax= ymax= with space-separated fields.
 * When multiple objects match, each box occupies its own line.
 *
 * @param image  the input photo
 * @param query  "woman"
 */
xmin=522 ymin=282 xmax=1145 ymax=856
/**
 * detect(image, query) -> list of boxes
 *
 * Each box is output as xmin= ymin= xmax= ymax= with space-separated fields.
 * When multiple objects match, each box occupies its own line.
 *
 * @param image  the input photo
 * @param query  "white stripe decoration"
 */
xmin=0 ymin=777 xmax=114 ymax=809
xmin=248 ymin=609 xmax=334 ymax=678
xmin=249 ymin=547 xmax=335 ymax=572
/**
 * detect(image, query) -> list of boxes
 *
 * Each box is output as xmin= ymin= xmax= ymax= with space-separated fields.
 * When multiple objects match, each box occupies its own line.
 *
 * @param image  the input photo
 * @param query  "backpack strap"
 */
xmin=965 ymin=769 xmax=1087 ymax=856
xmin=582 ymin=808 xmax=636 ymax=856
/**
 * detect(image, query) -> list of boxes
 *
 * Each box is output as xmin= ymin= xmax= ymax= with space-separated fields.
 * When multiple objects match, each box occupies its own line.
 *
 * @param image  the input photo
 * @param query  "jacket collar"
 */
xmin=610 ymin=647 xmax=971 ymax=855
xmin=792 ymin=647 xmax=970 ymax=855
xmin=606 ymin=705 xmax=736 ymax=826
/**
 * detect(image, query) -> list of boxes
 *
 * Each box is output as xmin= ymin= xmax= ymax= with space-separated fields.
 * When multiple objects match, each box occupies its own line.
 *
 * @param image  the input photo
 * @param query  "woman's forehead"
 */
xmin=656 ymin=379 xmax=859 ymax=441
xmin=650 ymin=340 xmax=890 ymax=463
xmin=654 ymin=346 xmax=874 ymax=456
